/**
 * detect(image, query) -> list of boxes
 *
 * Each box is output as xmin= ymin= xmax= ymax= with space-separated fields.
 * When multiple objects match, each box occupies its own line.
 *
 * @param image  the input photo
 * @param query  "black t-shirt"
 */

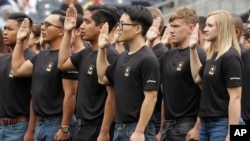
xmin=160 ymin=46 xmax=206 ymax=120
xmin=199 ymin=47 xmax=242 ymax=118
xmin=106 ymin=46 xmax=160 ymax=123
xmin=0 ymin=48 xmax=36 ymax=117
xmin=70 ymin=46 xmax=118 ymax=121
xmin=152 ymin=43 xmax=168 ymax=113
xmin=31 ymin=49 xmax=78 ymax=116
xmin=240 ymin=49 xmax=250 ymax=120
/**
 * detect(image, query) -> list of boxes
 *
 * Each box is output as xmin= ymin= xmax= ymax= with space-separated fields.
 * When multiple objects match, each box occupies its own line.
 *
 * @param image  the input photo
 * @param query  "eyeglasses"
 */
xmin=41 ymin=21 xmax=62 ymax=28
xmin=117 ymin=22 xmax=139 ymax=30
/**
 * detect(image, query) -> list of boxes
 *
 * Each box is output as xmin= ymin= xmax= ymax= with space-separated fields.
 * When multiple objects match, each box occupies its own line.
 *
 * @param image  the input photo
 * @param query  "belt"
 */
xmin=77 ymin=118 xmax=102 ymax=126
xmin=36 ymin=116 xmax=61 ymax=122
xmin=0 ymin=116 xmax=29 ymax=125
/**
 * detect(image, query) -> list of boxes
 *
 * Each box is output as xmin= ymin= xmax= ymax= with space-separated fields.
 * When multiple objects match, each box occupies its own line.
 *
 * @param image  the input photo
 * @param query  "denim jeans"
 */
xmin=113 ymin=122 xmax=155 ymax=141
xmin=0 ymin=121 xmax=28 ymax=141
xmin=35 ymin=116 xmax=76 ymax=141
xmin=161 ymin=117 xmax=196 ymax=141
xmin=199 ymin=118 xmax=228 ymax=141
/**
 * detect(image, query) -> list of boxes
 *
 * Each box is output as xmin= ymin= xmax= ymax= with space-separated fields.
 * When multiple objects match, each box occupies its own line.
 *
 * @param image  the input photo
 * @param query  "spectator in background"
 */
xmin=60 ymin=0 xmax=83 ymax=15
xmin=243 ymin=31 xmax=250 ymax=48
xmin=83 ymin=0 xmax=102 ymax=13
xmin=18 ymin=0 xmax=37 ymax=15
xmin=198 ymin=16 xmax=207 ymax=51
xmin=28 ymin=23 xmax=42 ymax=54
xmin=231 ymin=12 xmax=247 ymax=53
xmin=0 ymin=28 xmax=7 ymax=55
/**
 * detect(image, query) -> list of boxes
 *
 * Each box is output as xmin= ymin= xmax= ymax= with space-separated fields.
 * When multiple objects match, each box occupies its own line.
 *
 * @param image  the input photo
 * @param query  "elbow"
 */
xmin=57 ymin=63 xmax=67 ymax=71
xmin=57 ymin=64 xmax=63 ymax=71
xmin=98 ymin=78 xmax=107 ymax=85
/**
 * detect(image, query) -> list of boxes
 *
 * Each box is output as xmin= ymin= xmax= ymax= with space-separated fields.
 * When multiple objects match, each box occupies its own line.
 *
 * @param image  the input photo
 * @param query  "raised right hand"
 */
xmin=64 ymin=5 xmax=77 ymax=31
xmin=189 ymin=23 xmax=199 ymax=49
xmin=17 ymin=18 xmax=30 ymax=41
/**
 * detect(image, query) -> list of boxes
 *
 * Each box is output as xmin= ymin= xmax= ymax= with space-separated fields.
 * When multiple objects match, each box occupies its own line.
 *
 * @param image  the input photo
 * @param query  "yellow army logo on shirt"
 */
xmin=176 ymin=62 xmax=184 ymax=71
xmin=9 ymin=70 xmax=14 ymax=78
xmin=124 ymin=66 xmax=131 ymax=77
xmin=87 ymin=64 xmax=94 ymax=75
xmin=209 ymin=65 xmax=216 ymax=75
xmin=46 ymin=62 xmax=54 ymax=72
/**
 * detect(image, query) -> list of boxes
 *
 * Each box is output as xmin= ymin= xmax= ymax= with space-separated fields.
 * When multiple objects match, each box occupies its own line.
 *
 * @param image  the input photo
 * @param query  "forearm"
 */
xmin=58 ymin=31 xmax=73 ymax=70
xmin=61 ymin=79 xmax=77 ymax=126
xmin=12 ymin=41 xmax=26 ymax=75
xmin=96 ymin=48 xmax=109 ymax=84
xmin=146 ymin=39 xmax=153 ymax=49
xmin=193 ymin=117 xmax=200 ymax=130
xmin=190 ymin=47 xmax=202 ymax=84
xmin=26 ymin=101 xmax=37 ymax=133
xmin=158 ymin=100 xmax=165 ymax=134
xmin=135 ymin=91 xmax=157 ymax=133
xmin=61 ymin=92 xmax=76 ymax=126
xmin=228 ymin=96 xmax=241 ymax=125
xmin=100 ymin=86 xmax=115 ymax=133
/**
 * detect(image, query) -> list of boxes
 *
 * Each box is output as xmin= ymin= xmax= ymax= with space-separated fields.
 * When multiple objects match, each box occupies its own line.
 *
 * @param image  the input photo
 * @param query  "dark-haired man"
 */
xmin=97 ymin=5 xmax=160 ymax=140
xmin=0 ymin=12 xmax=36 ymax=141
xmin=58 ymin=5 xmax=119 ymax=141
xmin=11 ymin=10 xmax=78 ymax=141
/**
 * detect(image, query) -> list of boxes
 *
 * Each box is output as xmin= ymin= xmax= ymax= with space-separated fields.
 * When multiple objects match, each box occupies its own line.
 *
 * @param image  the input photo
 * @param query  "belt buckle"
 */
xmin=0 ymin=118 xmax=9 ymax=125
xmin=77 ymin=119 xmax=82 ymax=126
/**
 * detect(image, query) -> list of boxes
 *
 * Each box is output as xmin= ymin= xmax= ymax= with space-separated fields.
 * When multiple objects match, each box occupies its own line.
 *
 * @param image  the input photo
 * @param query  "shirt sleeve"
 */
xmin=141 ymin=55 xmax=160 ymax=91
xmin=70 ymin=50 xmax=83 ymax=70
xmin=222 ymin=54 xmax=242 ymax=87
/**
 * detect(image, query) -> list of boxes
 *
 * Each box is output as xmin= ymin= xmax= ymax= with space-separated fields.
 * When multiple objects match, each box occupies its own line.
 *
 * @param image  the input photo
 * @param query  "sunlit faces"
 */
xmin=41 ymin=14 xmax=63 ymax=42
xmin=80 ymin=10 xmax=101 ymax=42
xmin=203 ymin=16 xmax=217 ymax=42
xmin=3 ymin=20 xmax=19 ymax=47
xmin=169 ymin=19 xmax=192 ymax=44
xmin=116 ymin=13 xmax=139 ymax=42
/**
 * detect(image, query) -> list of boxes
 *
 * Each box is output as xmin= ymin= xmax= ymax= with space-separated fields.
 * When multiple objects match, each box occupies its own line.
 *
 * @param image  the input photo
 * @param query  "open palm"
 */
xmin=189 ymin=23 xmax=199 ymax=48
xmin=98 ymin=22 xmax=110 ymax=49
xmin=64 ymin=5 xmax=77 ymax=31
xmin=17 ymin=18 xmax=30 ymax=41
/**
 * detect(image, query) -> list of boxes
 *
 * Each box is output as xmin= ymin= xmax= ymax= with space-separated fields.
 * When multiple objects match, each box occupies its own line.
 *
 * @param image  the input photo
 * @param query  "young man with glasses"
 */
xmin=11 ymin=10 xmax=78 ymax=141
xmin=0 ymin=12 xmax=36 ymax=141
xmin=97 ymin=5 xmax=160 ymax=140
xmin=58 ymin=4 xmax=119 ymax=141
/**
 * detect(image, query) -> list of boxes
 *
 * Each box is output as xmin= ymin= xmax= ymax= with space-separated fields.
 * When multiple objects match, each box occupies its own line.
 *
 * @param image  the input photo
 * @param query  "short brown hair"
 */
xmin=169 ymin=6 xmax=198 ymax=25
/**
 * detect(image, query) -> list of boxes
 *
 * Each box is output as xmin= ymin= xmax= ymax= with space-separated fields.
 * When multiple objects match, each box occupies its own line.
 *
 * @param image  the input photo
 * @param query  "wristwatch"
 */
xmin=61 ymin=126 xmax=69 ymax=133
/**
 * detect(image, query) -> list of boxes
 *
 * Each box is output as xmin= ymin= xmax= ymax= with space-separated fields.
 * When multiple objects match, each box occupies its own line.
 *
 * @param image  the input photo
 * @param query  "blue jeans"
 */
xmin=113 ymin=122 xmax=155 ymax=141
xmin=35 ymin=116 xmax=76 ymax=141
xmin=161 ymin=117 xmax=196 ymax=141
xmin=0 ymin=121 xmax=28 ymax=141
xmin=199 ymin=118 xmax=228 ymax=141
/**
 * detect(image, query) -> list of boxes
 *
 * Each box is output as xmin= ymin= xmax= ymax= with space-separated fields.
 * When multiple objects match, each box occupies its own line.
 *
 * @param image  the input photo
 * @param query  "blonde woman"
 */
xmin=189 ymin=10 xmax=242 ymax=141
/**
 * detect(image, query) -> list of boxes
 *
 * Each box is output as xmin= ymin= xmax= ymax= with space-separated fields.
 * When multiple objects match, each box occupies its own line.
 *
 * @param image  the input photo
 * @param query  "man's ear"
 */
xmin=235 ymin=28 xmax=241 ymax=37
xmin=75 ymin=28 xmax=81 ymax=36
xmin=189 ymin=24 xmax=196 ymax=34
xmin=134 ymin=24 xmax=142 ymax=35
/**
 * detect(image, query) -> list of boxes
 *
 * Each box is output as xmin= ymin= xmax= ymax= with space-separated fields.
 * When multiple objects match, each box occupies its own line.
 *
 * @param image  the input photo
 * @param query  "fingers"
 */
xmin=152 ymin=17 xmax=161 ymax=30
xmin=101 ymin=22 xmax=109 ymax=34
xmin=21 ymin=18 xmax=29 ymax=29
xmin=67 ymin=5 xmax=77 ymax=17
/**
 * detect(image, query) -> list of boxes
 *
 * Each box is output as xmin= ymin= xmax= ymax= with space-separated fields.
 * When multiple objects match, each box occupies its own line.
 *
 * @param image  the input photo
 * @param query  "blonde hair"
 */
xmin=147 ymin=7 xmax=165 ymax=32
xmin=206 ymin=10 xmax=240 ymax=60
xmin=169 ymin=6 xmax=198 ymax=25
